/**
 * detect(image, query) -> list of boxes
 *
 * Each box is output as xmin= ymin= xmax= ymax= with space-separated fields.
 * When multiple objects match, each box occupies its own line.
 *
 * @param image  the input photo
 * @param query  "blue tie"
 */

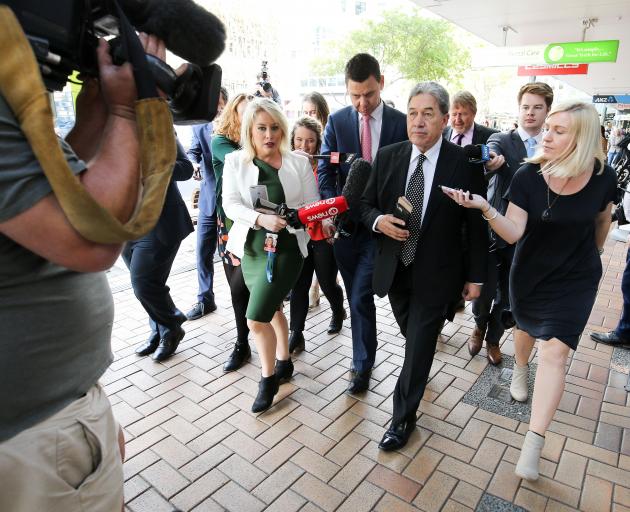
xmin=526 ymin=138 xmax=537 ymax=158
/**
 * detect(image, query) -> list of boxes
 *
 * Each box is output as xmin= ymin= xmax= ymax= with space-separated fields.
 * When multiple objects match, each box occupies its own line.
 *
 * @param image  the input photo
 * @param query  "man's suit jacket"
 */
xmin=485 ymin=129 xmax=528 ymax=214
xmin=318 ymin=103 xmax=408 ymax=201
xmin=152 ymin=141 xmax=195 ymax=247
xmin=443 ymin=122 xmax=498 ymax=147
xmin=361 ymin=140 xmax=488 ymax=304
xmin=188 ymin=123 xmax=216 ymax=216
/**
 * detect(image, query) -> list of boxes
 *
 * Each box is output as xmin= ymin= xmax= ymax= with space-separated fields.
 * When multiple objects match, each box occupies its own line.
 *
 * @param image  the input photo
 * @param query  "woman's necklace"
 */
xmin=542 ymin=175 xmax=571 ymax=222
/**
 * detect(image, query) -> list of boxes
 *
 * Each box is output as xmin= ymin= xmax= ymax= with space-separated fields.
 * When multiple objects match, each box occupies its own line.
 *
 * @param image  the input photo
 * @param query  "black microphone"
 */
xmin=463 ymin=144 xmax=490 ymax=164
xmin=335 ymin=158 xmax=372 ymax=238
xmin=342 ymin=158 xmax=372 ymax=210
xmin=119 ymin=0 xmax=226 ymax=66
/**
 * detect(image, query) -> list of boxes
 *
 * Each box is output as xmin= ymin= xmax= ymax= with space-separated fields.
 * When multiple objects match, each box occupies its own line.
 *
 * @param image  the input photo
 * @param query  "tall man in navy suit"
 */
xmin=185 ymin=88 xmax=228 ymax=320
xmin=125 ymin=141 xmax=195 ymax=361
xmin=318 ymin=54 xmax=407 ymax=394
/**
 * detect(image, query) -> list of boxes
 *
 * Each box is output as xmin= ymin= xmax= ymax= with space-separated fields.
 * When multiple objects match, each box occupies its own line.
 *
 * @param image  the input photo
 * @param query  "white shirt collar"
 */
xmin=517 ymin=125 xmax=543 ymax=143
xmin=359 ymin=100 xmax=384 ymax=122
xmin=451 ymin=123 xmax=474 ymax=142
xmin=411 ymin=136 xmax=442 ymax=165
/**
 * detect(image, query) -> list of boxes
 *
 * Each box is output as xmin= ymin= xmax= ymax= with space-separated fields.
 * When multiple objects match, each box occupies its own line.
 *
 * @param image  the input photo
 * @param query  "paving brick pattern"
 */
xmin=108 ymin=233 xmax=630 ymax=511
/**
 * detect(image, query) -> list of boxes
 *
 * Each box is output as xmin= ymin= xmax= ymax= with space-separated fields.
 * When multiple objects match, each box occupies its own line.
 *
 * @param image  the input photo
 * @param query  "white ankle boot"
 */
xmin=515 ymin=431 xmax=545 ymax=481
xmin=510 ymin=363 xmax=529 ymax=402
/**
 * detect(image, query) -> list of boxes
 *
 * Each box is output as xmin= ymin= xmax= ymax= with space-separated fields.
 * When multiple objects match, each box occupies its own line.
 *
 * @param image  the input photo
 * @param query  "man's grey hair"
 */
xmin=408 ymin=82 xmax=450 ymax=115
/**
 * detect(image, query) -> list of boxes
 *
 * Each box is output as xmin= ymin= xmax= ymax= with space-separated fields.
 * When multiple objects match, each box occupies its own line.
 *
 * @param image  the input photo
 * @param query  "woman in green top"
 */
xmin=211 ymin=93 xmax=251 ymax=372
xmin=223 ymin=99 xmax=320 ymax=412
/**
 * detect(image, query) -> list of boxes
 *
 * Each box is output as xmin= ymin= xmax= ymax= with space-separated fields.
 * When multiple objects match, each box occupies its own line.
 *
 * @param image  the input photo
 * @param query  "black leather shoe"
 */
xmin=152 ymin=327 xmax=185 ymax=362
xmin=327 ymin=309 xmax=347 ymax=334
xmin=223 ymin=342 xmax=251 ymax=372
xmin=590 ymin=331 xmax=630 ymax=347
xmin=251 ymin=375 xmax=279 ymax=413
xmin=275 ymin=358 xmax=294 ymax=383
xmin=346 ymin=370 xmax=371 ymax=394
xmin=288 ymin=331 xmax=305 ymax=353
xmin=186 ymin=299 xmax=217 ymax=321
xmin=135 ymin=332 xmax=160 ymax=356
xmin=378 ymin=419 xmax=416 ymax=451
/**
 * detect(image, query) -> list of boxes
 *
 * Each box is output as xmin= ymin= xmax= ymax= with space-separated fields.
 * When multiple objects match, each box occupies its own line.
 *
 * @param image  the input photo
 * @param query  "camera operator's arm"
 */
xmin=0 ymin=39 xmax=142 ymax=272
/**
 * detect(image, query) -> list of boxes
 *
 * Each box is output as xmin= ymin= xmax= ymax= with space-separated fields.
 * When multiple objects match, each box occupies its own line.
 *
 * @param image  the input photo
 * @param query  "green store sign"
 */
xmin=544 ymin=40 xmax=619 ymax=64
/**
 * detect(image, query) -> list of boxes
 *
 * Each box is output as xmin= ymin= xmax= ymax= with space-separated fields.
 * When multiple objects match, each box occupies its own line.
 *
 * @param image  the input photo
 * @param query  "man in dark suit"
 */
xmin=125 ymin=141 xmax=195 ymax=361
xmin=318 ymin=53 xmax=407 ymax=394
xmin=442 ymin=91 xmax=498 ymax=350
xmin=185 ymin=88 xmax=228 ymax=320
xmin=361 ymin=82 xmax=487 ymax=451
xmin=468 ymin=82 xmax=553 ymax=365
xmin=443 ymin=91 xmax=497 ymax=148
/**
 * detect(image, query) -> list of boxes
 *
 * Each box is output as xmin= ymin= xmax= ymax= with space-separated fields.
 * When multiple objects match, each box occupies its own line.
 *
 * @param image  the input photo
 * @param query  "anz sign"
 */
xmin=593 ymin=95 xmax=630 ymax=104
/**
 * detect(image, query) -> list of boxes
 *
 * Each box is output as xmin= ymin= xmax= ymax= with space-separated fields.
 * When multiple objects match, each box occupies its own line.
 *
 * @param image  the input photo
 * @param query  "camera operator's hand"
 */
xmin=96 ymin=38 xmax=136 ymax=120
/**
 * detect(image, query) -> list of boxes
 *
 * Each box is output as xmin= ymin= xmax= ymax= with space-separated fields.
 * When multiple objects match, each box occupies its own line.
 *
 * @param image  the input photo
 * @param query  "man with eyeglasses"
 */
xmin=468 ymin=82 xmax=554 ymax=365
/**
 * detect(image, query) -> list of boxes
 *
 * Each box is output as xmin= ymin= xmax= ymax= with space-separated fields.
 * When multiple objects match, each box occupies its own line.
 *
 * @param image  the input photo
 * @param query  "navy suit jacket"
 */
xmin=188 ymin=123 xmax=216 ymax=216
xmin=151 ymin=141 xmax=195 ymax=247
xmin=318 ymin=103 xmax=408 ymax=200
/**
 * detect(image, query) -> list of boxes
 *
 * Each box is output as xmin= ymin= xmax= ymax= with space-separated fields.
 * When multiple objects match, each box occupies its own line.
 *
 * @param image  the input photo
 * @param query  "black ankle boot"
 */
xmin=288 ymin=331 xmax=305 ymax=353
xmin=327 ymin=308 xmax=347 ymax=334
xmin=251 ymin=375 xmax=279 ymax=413
xmin=275 ymin=358 xmax=294 ymax=383
xmin=223 ymin=341 xmax=251 ymax=372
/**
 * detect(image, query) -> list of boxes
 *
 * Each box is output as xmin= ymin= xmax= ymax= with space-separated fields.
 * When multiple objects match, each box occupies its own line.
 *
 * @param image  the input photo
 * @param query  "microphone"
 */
xmin=254 ymin=197 xmax=349 ymax=229
xmin=342 ymin=158 xmax=372 ymax=211
xmin=312 ymin=152 xmax=357 ymax=165
xmin=463 ymin=144 xmax=490 ymax=164
xmin=119 ymin=0 xmax=227 ymax=66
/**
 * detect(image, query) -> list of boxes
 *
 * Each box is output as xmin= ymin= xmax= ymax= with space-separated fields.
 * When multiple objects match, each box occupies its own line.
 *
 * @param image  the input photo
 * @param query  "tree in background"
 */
xmin=312 ymin=9 xmax=469 ymax=86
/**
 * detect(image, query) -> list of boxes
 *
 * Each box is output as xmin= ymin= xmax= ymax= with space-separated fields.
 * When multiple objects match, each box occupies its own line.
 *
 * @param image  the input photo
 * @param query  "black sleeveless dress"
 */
xmin=508 ymin=163 xmax=617 ymax=349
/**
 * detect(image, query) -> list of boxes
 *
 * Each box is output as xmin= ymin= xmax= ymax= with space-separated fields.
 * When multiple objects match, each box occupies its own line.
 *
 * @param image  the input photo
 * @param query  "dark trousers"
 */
xmin=195 ymin=211 xmax=218 ymax=304
xmin=334 ymin=226 xmax=377 ymax=374
xmin=471 ymin=244 xmax=514 ymax=346
xmin=223 ymin=262 xmax=250 ymax=345
xmin=616 ymin=247 xmax=630 ymax=339
xmin=123 ymin=234 xmax=186 ymax=338
xmin=290 ymin=239 xmax=345 ymax=332
xmin=389 ymin=263 xmax=446 ymax=426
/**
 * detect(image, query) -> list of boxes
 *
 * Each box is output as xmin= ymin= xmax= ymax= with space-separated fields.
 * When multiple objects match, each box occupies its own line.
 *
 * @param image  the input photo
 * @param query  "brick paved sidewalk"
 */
xmin=108 ymin=232 xmax=630 ymax=512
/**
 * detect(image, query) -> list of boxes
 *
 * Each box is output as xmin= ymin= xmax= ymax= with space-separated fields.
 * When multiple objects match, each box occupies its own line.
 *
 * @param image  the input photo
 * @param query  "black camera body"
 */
xmin=256 ymin=60 xmax=272 ymax=95
xmin=4 ymin=0 xmax=223 ymax=124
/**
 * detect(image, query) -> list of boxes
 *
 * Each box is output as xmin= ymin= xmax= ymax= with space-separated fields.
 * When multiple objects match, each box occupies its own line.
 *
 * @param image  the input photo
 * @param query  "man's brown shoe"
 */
xmin=467 ymin=326 xmax=486 ymax=356
xmin=486 ymin=344 xmax=503 ymax=366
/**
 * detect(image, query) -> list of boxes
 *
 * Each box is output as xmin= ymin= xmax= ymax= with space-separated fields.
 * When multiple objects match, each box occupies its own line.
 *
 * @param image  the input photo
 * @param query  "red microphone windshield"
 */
xmin=297 ymin=197 xmax=349 ymax=224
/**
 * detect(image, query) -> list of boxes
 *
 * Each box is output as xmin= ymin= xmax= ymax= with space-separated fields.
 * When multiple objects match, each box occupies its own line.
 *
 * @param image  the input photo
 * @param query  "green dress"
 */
xmin=241 ymin=158 xmax=303 ymax=322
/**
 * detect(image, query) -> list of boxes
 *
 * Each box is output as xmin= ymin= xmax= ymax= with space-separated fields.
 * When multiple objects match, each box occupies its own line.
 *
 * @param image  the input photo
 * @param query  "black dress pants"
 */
xmin=290 ymin=240 xmax=345 ymax=332
xmin=123 ymin=233 xmax=186 ymax=338
xmin=471 ymin=244 xmax=514 ymax=345
xmin=223 ymin=262 xmax=250 ymax=345
xmin=388 ymin=263 xmax=446 ymax=426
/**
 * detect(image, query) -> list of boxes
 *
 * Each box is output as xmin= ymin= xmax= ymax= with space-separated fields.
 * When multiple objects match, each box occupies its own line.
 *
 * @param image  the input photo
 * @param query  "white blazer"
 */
xmin=223 ymin=150 xmax=320 ymax=258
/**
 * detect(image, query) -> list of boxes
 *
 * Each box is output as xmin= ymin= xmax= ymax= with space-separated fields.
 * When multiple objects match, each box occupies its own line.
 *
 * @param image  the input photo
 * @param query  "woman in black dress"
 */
xmin=443 ymin=101 xmax=616 ymax=481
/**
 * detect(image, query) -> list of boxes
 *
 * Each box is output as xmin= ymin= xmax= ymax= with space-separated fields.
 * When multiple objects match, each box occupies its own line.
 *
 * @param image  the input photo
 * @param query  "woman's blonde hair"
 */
xmin=240 ymin=98 xmax=290 ymax=161
xmin=214 ymin=93 xmax=249 ymax=143
xmin=528 ymin=100 xmax=605 ymax=178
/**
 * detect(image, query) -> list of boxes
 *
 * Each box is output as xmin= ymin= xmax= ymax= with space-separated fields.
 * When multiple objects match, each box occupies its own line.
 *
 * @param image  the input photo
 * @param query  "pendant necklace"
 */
xmin=542 ymin=175 xmax=571 ymax=222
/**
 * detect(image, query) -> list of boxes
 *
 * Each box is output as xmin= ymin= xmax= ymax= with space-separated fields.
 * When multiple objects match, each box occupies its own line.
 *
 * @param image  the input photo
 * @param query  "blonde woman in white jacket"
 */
xmin=223 ymin=99 xmax=320 ymax=412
